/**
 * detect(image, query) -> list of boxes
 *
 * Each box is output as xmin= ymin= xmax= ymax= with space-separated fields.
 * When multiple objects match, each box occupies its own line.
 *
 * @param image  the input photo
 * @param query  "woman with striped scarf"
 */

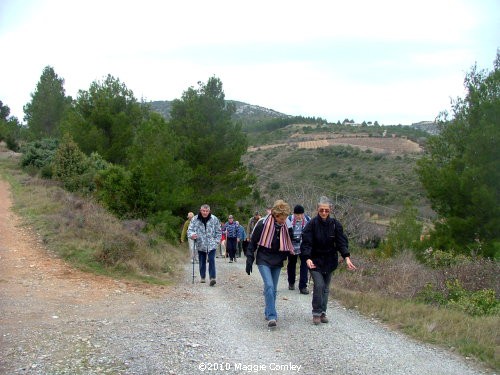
xmin=245 ymin=200 xmax=295 ymax=328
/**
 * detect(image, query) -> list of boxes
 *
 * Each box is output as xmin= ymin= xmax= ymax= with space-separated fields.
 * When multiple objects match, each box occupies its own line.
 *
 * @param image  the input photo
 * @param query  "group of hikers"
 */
xmin=180 ymin=196 xmax=356 ymax=327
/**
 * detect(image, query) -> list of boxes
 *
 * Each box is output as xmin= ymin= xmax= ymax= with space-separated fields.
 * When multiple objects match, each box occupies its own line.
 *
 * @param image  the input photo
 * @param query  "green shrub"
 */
xmin=421 ymin=248 xmax=470 ymax=268
xmin=146 ymin=210 xmax=183 ymax=243
xmin=417 ymin=282 xmax=448 ymax=306
xmin=20 ymin=138 xmax=59 ymax=169
xmin=52 ymin=134 xmax=90 ymax=192
xmin=95 ymin=164 xmax=133 ymax=217
xmin=5 ymin=134 xmax=19 ymax=152
xmin=40 ymin=163 xmax=53 ymax=179
xmin=379 ymin=201 xmax=423 ymax=257
xmin=446 ymin=280 xmax=499 ymax=316
xmin=417 ymin=279 xmax=499 ymax=316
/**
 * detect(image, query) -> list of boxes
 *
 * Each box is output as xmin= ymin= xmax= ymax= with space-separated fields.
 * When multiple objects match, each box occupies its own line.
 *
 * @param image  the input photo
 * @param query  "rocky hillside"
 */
xmin=148 ymin=100 xmax=289 ymax=125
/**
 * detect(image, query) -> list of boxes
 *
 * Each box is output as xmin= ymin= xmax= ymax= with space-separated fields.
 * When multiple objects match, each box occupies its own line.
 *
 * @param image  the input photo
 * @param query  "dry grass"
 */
xmin=335 ymin=251 xmax=500 ymax=298
xmin=333 ymin=251 xmax=500 ymax=370
xmin=0 ymin=157 xmax=187 ymax=285
xmin=334 ymin=288 xmax=499 ymax=371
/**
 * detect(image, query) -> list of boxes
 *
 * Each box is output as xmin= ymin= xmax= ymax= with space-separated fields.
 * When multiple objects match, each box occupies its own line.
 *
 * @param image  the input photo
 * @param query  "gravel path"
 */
xmin=0 ymin=179 xmax=493 ymax=375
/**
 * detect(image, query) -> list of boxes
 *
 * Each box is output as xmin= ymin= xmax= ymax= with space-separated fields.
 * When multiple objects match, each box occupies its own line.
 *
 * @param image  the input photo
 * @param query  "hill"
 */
xmin=148 ymin=100 xmax=290 ymax=125
xmin=242 ymin=122 xmax=435 ymax=227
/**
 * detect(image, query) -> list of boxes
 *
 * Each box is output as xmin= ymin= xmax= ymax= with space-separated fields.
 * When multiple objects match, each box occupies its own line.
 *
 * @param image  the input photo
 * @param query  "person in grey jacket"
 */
xmin=301 ymin=196 xmax=356 ymax=324
xmin=187 ymin=204 xmax=222 ymax=286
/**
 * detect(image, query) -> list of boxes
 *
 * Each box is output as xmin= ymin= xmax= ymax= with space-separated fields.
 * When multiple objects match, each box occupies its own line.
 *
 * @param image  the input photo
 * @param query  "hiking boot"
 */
xmin=299 ymin=287 xmax=310 ymax=295
xmin=288 ymin=284 xmax=295 ymax=290
xmin=320 ymin=314 xmax=329 ymax=323
xmin=313 ymin=315 xmax=321 ymax=325
xmin=209 ymin=279 xmax=216 ymax=286
xmin=200 ymin=278 xmax=206 ymax=283
xmin=268 ymin=319 xmax=277 ymax=328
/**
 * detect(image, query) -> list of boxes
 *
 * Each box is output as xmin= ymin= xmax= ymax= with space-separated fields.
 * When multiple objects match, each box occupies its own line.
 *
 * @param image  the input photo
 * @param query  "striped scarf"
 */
xmin=258 ymin=215 xmax=295 ymax=254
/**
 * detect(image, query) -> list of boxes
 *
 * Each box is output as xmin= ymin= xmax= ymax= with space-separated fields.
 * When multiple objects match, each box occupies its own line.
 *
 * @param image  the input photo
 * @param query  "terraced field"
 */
xmin=248 ymin=133 xmax=422 ymax=154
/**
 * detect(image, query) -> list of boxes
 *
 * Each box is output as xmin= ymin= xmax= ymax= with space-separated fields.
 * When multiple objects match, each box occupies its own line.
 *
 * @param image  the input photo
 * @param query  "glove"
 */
xmin=245 ymin=256 xmax=253 ymax=275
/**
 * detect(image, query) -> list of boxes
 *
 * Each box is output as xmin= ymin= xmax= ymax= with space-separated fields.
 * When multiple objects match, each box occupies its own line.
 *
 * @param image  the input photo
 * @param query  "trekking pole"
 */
xmin=192 ymin=239 xmax=197 ymax=284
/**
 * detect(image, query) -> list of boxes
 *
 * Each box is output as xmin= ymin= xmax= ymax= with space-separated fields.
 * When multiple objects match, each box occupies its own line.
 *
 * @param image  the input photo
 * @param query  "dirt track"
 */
xmin=0 ymin=177 xmax=491 ymax=375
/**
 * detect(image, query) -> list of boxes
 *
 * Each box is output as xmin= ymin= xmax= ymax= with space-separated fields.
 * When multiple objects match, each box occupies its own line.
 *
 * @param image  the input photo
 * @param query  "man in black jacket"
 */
xmin=301 ymin=196 xmax=356 ymax=325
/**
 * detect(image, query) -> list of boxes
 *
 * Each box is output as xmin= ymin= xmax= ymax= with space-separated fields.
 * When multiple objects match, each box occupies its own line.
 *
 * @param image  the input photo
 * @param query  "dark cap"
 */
xmin=293 ymin=205 xmax=305 ymax=214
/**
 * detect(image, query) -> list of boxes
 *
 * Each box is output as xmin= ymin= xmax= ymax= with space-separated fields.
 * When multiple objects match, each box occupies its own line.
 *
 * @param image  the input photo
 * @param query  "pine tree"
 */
xmin=416 ymin=51 xmax=500 ymax=257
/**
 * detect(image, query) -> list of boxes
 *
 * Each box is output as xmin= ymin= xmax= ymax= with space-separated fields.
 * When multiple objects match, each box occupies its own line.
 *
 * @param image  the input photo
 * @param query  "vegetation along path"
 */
xmin=0 ymin=178 xmax=491 ymax=375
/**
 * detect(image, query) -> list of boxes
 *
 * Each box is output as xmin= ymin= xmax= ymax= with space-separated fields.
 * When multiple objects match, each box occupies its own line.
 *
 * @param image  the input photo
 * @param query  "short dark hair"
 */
xmin=293 ymin=205 xmax=305 ymax=214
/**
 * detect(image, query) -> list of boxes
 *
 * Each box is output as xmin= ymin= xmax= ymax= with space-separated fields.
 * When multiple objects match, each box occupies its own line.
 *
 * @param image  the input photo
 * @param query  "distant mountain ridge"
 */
xmin=148 ymin=100 xmax=437 ymax=133
xmin=410 ymin=121 xmax=439 ymax=135
xmin=148 ymin=100 xmax=290 ymax=125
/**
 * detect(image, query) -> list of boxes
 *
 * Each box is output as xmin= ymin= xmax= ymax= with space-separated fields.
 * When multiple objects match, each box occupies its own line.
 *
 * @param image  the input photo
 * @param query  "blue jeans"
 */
xmin=258 ymin=264 xmax=282 ymax=321
xmin=310 ymin=270 xmax=332 ymax=316
xmin=198 ymin=249 xmax=216 ymax=280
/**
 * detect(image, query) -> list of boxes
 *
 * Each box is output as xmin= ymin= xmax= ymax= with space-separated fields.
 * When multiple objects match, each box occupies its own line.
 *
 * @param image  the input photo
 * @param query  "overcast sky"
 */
xmin=1 ymin=0 xmax=498 ymax=125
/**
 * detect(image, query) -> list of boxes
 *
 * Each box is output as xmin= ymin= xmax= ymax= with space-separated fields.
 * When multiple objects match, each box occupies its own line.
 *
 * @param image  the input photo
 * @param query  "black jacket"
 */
xmin=246 ymin=219 xmax=291 ymax=268
xmin=300 ymin=215 xmax=349 ymax=273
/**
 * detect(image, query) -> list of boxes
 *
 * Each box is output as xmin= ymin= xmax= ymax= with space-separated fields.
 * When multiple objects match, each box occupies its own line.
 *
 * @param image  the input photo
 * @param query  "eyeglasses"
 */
xmin=318 ymin=209 xmax=330 ymax=213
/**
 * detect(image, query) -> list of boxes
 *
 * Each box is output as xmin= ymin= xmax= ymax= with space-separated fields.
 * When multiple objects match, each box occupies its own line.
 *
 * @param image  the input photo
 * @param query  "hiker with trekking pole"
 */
xmin=187 ymin=204 xmax=222 ymax=287
xmin=192 ymin=239 xmax=197 ymax=284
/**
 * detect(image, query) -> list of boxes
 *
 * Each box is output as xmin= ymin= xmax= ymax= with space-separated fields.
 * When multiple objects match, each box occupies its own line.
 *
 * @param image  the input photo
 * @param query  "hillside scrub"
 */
xmin=332 ymin=250 xmax=499 ymax=369
xmin=0 ymin=154 xmax=186 ymax=284
xmin=244 ymin=144 xmax=429 ymax=212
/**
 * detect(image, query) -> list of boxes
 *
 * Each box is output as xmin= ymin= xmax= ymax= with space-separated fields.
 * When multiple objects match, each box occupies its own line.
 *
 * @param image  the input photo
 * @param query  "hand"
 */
xmin=345 ymin=257 xmax=356 ymax=270
xmin=245 ymin=257 xmax=253 ymax=275
xmin=191 ymin=234 xmax=197 ymax=240
xmin=306 ymin=259 xmax=316 ymax=269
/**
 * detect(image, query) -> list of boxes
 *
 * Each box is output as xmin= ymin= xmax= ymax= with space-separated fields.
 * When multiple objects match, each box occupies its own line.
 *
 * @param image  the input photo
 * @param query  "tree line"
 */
xmin=0 ymin=52 xmax=499 ymax=258
xmin=1 ymin=70 xmax=254 ymax=240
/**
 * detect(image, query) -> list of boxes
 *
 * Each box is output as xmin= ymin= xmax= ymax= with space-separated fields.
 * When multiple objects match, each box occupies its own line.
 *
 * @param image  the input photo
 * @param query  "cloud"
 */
xmin=0 ymin=0 xmax=498 ymax=124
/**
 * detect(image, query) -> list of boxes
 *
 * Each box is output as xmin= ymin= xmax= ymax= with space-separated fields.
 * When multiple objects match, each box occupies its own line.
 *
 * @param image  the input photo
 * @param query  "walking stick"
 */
xmin=192 ymin=239 xmax=197 ymax=284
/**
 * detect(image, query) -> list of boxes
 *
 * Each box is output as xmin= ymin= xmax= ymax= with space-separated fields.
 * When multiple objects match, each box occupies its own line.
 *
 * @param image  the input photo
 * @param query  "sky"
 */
xmin=0 ymin=0 xmax=499 ymax=125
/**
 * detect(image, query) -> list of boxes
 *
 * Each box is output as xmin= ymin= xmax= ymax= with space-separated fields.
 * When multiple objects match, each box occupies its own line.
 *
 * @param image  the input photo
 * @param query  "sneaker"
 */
xmin=313 ymin=315 xmax=321 ymax=325
xmin=210 ymin=279 xmax=216 ymax=286
xmin=288 ymin=284 xmax=295 ymax=290
xmin=229 ymin=260 xmax=233 ymax=263
xmin=268 ymin=319 xmax=277 ymax=328
xmin=320 ymin=314 xmax=329 ymax=323
xmin=200 ymin=278 xmax=206 ymax=283
xmin=299 ymin=287 xmax=310 ymax=295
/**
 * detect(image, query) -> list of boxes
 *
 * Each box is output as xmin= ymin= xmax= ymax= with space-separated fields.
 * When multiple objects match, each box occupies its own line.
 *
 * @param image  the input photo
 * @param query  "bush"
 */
xmin=94 ymin=234 xmax=137 ymax=266
xmin=52 ymin=134 xmax=90 ymax=192
xmin=417 ymin=279 xmax=499 ymax=316
xmin=5 ymin=134 xmax=19 ymax=152
xmin=146 ymin=210 xmax=183 ymax=243
xmin=417 ymin=282 xmax=448 ymax=306
xmin=449 ymin=289 xmax=499 ymax=316
xmin=420 ymin=248 xmax=470 ymax=268
xmin=379 ymin=201 xmax=423 ymax=257
xmin=95 ymin=164 xmax=134 ymax=217
xmin=20 ymin=138 xmax=59 ymax=169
